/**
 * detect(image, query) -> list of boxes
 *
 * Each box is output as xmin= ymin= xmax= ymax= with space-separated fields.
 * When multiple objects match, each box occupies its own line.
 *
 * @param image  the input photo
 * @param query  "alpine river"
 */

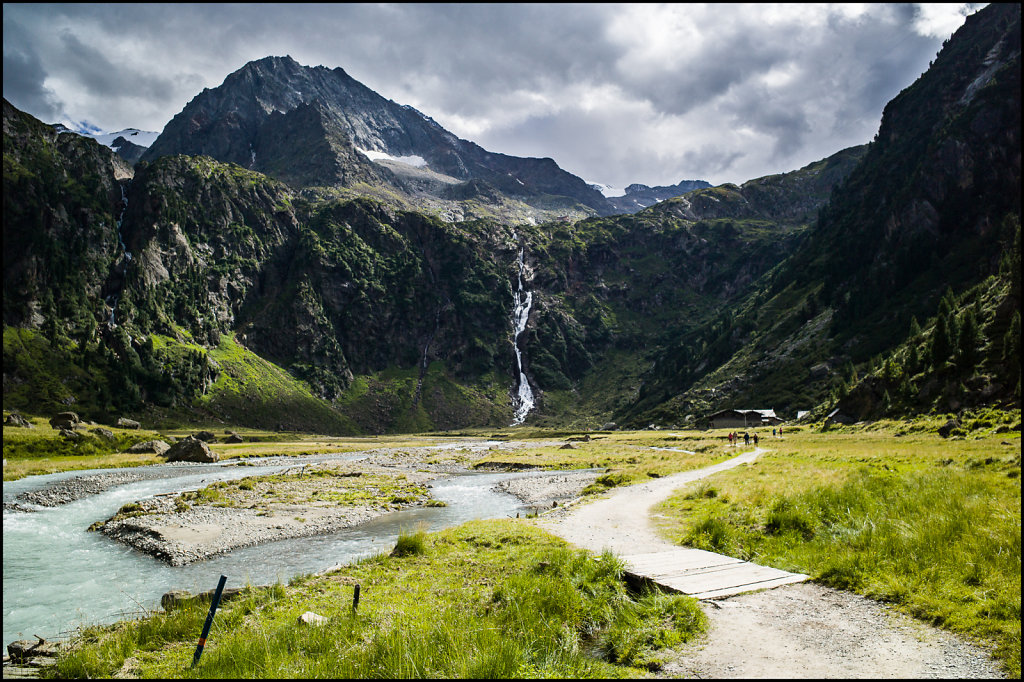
xmin=2 ymin=448 xmax=546 ymax=647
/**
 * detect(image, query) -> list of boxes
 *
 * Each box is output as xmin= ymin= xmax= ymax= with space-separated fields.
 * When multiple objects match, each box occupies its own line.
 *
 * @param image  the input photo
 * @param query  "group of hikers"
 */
xmin=727 ymin=426 xmax=783 ymax=446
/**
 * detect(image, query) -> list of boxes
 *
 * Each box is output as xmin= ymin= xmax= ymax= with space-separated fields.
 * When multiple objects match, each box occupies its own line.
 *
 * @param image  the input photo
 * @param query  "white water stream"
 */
xmin=106 ymin=182 xmax=132 ymax=327
xmin=2 ymin=452 xmax=550 ymax=647
xmin=510 ymin=238 xmax=535 ymax=425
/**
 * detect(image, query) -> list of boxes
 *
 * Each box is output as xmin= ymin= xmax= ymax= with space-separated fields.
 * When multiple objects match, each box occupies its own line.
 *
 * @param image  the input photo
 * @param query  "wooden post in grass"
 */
xmin=191 ymin=575 xmax=227 ymax=669
xmin=353 ymin=584 xmax=360 ymax=614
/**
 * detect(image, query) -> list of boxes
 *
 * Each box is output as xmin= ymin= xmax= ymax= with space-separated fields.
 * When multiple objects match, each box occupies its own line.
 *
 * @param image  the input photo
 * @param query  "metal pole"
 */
xmin=191 ymin=575 xmax=227 ymax=669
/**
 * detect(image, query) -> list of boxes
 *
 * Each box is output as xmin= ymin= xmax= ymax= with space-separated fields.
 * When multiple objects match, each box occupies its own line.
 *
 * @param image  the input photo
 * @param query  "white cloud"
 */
xmin=913 ymin=3 xmax=982 ymax=39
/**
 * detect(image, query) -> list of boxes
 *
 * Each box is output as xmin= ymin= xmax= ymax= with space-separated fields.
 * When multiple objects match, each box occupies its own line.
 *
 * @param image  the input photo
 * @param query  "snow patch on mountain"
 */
xmin=357 ymin=147 xmax=428 ymax=168
xmin=587 ymin=181 xmax=626 ymax=198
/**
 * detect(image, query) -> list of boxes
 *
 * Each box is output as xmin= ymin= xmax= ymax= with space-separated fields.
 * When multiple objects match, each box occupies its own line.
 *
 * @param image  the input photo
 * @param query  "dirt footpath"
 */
xmin=536 ymin=448 xmax=1004 ymax=679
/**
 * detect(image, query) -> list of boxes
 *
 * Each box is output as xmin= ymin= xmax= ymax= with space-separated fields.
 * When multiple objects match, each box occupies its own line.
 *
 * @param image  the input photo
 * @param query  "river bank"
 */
xmin=97 ymin=462 xmax=438 ymax=565
xmin=71 ymin=440 xmax=593 ymax=566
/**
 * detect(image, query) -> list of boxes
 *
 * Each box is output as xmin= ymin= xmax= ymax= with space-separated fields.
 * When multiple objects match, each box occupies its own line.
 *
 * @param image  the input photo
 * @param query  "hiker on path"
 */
xmin=754 ymin=433 xmax=759 ymax=445
xmin=744 ymin=432 xmax=750 ymax=445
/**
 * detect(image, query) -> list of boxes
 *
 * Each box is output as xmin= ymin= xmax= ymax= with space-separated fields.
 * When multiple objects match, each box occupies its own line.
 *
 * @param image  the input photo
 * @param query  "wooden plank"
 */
xmin=623 ymin=550 xmax=743 ymax=573
xmin=656 ymin=564 xmax=796 ymax=593
xmin=622 ymin=548 xmax=727 ymax=564
xmin=638 ymin=557 xmax=745 ymax=577
xmin=690 ymin=573 xmax=809 ymax=600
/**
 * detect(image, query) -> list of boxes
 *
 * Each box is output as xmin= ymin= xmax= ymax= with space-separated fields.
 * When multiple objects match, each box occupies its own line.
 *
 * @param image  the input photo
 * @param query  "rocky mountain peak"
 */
xmin=143 ymin=56 xmax=612 ymax=216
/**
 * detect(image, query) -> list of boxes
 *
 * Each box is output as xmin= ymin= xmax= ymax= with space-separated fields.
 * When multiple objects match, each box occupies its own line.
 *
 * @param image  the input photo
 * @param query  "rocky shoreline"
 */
xmin=101 ymin=495 xmax=406 ymax=566
xmin=15 ymin=469 xmax=161 ymax=508
xmin=493 ymin=470 xmax=601 ymax=511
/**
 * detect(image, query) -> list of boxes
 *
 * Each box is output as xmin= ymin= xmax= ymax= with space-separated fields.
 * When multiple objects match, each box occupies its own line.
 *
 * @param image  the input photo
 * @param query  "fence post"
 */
xmin=352 ymin=584 xmax=360 ymax=614
xmin=191 ymin=575 xmax=227 ymax=669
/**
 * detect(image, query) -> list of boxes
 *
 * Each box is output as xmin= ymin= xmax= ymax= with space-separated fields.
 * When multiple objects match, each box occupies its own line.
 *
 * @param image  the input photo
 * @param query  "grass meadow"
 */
xmin=656 ymin=412 xmax=1021 ymax=676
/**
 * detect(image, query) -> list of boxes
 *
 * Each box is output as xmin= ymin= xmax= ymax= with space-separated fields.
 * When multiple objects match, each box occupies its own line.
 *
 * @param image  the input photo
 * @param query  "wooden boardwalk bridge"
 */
xmin=540 ymin=446 xmax=809 ymax=600
xmin=621 ymin=547 xmax=808 ymax=600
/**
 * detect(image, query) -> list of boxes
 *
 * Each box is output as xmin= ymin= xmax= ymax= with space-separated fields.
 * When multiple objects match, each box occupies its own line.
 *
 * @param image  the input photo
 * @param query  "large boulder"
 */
xmin=49 ymin=411 xmax=80 ymax=430
xmin=226 ymin=433 xmax=245 ymax=443
xmin=164 ymin=436 xmax=218 ymax=463
xmin=194 ymin=430 xmax=217 ymax=442
xmin=117 ymin=417 xmax=141 ymax=429
xmin=127 ymin=440 xmax=171 ymax=455
xmin=90 ymin=427 xmax=116 ymax=441
xmin=5 ymin=413 xmax=33 ymax=428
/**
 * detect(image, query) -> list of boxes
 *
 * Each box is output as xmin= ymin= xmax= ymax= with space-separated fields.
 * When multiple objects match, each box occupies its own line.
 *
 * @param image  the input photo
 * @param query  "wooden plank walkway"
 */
xmin=621 ymin=547 xmax=808 ymax=600
xmin=540 ymin=447 xmax=809 ymax=600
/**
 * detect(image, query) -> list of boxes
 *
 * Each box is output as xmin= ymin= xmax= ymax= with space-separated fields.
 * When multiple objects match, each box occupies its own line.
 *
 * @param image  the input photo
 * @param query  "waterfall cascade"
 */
xmin=106 ymin=181 xmax=132 ymax=327
xmin=510 ymin=236 xmax=535 ymax=425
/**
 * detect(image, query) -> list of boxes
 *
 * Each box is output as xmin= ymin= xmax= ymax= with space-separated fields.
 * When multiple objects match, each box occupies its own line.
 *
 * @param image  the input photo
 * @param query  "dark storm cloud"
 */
xmin=56 ymin=30 xmax=178 ymax=101
xmin=1 ymin=3 xmax=976 ymax=186
xmin=2 ymin=19 xmax=65 ymax=122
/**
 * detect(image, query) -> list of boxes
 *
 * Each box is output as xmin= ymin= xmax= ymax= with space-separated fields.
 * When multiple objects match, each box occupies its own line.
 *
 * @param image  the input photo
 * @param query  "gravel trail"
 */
xmin=536 ymin=447 xmax=1005 ymax=678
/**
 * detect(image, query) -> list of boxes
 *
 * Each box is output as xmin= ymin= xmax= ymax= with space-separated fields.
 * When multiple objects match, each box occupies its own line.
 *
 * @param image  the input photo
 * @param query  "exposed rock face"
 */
xmin=110 ymin=135 xmax=147 ymax=164
xmin=127 ymin=440 xmax=170 ymax=455
xmin=142 ymin=55 xmax=612 ymax=215
xmin=164 ymin=436 xmax=218 ymax=463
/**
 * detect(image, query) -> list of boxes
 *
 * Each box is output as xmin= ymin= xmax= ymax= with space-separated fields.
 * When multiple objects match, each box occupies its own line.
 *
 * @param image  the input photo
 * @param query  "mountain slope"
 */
xmin=605 ymin=179 xmax=712 ymax=214
xmin=627 ymin=2 xmax=1021 ymax=424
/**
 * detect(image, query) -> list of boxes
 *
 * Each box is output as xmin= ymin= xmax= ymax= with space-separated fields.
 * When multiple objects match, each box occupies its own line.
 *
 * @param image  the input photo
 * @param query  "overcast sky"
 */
xmin=3 ymin=3 xmax=982 ymax=187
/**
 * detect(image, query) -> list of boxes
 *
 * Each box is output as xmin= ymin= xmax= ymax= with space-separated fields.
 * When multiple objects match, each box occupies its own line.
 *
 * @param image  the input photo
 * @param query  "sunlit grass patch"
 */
xmin=2 ymin=413 xmax=166 ymax=480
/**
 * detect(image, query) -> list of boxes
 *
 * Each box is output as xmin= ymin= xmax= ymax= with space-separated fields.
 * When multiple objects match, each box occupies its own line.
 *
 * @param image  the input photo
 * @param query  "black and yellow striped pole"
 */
xmin=191 ymin=575 xmax=227 ymax=669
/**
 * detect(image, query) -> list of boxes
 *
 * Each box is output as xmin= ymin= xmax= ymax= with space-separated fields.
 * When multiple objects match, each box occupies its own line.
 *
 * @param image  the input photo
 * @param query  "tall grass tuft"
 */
xmin=391 ymin=526 xmax=428 ymax=557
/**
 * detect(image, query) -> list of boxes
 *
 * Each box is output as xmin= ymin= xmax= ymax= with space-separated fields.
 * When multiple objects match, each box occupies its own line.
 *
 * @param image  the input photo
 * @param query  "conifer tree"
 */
xmin=1005 ymin=311 xmax=1021 ymax=390
xmin=931 ymin=310 xmax=953 ymax=368
xmin=956 ymin=309 xmax=980 ymax=375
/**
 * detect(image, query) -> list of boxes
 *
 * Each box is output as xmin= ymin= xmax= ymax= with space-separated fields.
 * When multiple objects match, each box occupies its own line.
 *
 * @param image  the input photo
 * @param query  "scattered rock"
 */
xmin=117 ymin=417 xmax=141 ymax=429
xmin=5 ymin=413 xmax=33 ymax=428
xmin=938 ymin=418 xmax=962 ymax=438
xmin=161 ymin=586 xmax=245 ymax=611
xmin=49 ymin=411 xmax=81 ymax=430
xmin=127 ymin=440 xmax=170 ymax=455
xmin=298 ymin=611 xmax=328 ymax=626
xmin=7 ymin=637 xmax=60 ymax=663
xmin=90 ymin=427 xmax=116 ymax=441
xmin=601 ymin=422 xmax=618 ymax=431
xmin=559 ymin=443 xmax=577 ymax=449
xmin=226 ymin=433 xmax=245 ymax=443
xmin=194 ymin=430 xmax=217 ymax=442
xmin=164 ymin=436 xmax=218 ymax=463
xmin=60 ymin=427 xmax=85 ymax=441
xmin=160 ymin=590 xmax=194 ymax=611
